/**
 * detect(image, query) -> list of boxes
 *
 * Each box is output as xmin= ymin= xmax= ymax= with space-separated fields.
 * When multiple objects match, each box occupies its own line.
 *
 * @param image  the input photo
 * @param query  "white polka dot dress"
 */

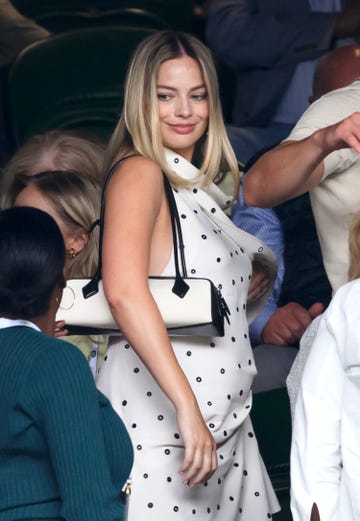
xmin=97 ymin=185 xmax=280 ymax=520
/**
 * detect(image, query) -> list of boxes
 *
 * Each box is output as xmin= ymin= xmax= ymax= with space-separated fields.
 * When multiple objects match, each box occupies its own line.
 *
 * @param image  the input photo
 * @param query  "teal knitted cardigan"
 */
xmin=0 ymin=326 xmax=133 ymax=521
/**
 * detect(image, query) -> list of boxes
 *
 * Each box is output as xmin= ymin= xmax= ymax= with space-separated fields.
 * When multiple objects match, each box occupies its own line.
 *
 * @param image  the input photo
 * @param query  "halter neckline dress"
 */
xmin=97 ymin=152 xmax=280 ymax=520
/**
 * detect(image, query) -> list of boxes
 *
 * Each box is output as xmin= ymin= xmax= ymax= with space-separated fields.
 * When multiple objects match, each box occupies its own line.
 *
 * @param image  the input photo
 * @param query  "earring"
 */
xmin=66 ymin=247 xmax=77 ymax=259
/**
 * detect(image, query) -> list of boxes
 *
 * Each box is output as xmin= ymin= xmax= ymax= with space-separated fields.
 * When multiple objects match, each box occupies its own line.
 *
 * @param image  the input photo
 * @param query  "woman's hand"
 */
xmin=247 ymin=261 xmax=270 ymax=304
xmin=177 ymin=401 xmax=217 ymax=486
xmin=102 ymin=158 xmax=217 ymax=486
xmin=54 ymin=320 xmax=68 ymax=337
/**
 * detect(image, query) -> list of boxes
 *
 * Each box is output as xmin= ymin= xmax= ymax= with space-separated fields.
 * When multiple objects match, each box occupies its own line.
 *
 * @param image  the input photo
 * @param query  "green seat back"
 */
xmin=8 ymin=26 xmax=156 ymax=145
xmin=13 ymin=1 xmax=194 ymax=32
xmin=15 ymin=7 xmax=170 ymax=33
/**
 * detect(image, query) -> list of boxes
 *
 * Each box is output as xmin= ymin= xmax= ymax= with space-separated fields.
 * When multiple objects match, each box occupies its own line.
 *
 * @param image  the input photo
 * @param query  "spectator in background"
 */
xmin=0 ymin=206 xmax=133 ymax=520
xmin=2 ymin=130 xmax=106 ymax=376
xmin=1 ymin=129 xmax=104 ymax=205
xmin=206 ymin=0 xmax=360 ymax=163
xmin=243 ymin=44 xmax=360 ymax=294
xmin=233 ymin=44 xmax=360 ymax=391
xmin=232 ymin=160 xmax=325 ymax=393
xmin=290 ymin=207 xmax=360 ymax=521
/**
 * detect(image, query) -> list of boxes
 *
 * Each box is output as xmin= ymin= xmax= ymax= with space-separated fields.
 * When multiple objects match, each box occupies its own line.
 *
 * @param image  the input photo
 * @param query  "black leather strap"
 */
xmin=162 ymin=174 xmax=189 ymax=297
xmin=83 ymin=158 xmax=189 ymax=299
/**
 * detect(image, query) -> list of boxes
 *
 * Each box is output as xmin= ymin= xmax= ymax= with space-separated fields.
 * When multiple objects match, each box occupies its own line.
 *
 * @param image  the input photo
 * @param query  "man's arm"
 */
xmin=243 ymin=111 xmax=360 ymax=207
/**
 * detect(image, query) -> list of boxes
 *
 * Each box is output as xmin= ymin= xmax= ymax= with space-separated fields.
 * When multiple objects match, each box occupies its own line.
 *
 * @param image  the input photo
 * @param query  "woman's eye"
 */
xmin=191 ymin=93 xmax=207 ymax=101
xmin=157 ymin=93 xmax=172 ymax=101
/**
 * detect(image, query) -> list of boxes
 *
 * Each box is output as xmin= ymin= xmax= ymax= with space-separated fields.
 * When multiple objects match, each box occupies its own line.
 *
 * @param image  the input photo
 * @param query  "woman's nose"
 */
xmin=175 ymin=95 xmax=192 ymax=117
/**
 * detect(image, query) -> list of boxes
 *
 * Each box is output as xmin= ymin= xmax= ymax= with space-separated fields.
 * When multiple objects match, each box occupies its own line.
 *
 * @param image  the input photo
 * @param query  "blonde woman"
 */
xmin=97 ymin=31 xmax=279 ymax=520
xmin=2 ymin=129 xmax=104 ymax=205
xmin=291 ymin=210 xmax=360 ymax=521
xmin=2 ymin=132 xmax=106 ymax=374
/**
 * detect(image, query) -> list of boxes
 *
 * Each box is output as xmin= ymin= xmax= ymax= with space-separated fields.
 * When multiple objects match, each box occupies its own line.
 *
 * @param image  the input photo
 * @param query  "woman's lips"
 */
xmin=169 ymin=124 xmax=195 ymax=134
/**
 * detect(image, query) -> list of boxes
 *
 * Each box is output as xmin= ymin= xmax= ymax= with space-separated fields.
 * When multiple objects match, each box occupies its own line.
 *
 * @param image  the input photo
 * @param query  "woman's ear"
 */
xmin=66 ymin=229 xmax=89 ymax=255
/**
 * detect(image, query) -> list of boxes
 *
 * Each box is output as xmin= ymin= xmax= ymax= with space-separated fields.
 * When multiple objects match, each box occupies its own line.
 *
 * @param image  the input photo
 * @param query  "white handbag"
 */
xmin=56 ymin=161 xmax=230 ymax=337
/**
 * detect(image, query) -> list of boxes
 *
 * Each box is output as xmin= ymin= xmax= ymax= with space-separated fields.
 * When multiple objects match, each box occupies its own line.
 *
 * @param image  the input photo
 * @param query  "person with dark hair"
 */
xmin=0 ymin=206 xmax=65 ymax=320
xmin=0 ymin=206 xmax=133 ymax=521
xmin=7 ymin=168 xmax=105 ymax=374
xmin=1 ymin=129 xmax=107 ymax=374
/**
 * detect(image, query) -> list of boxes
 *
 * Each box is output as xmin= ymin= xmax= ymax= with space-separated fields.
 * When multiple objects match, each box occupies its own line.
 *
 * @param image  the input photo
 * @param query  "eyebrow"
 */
xmin=156 ymin=84 xmax=206 ymax=92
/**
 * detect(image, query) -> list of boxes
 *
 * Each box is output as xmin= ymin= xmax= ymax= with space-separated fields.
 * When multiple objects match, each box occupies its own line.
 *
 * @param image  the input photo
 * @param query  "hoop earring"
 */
xmin=66 ymin=247 xmax=77 ymax=259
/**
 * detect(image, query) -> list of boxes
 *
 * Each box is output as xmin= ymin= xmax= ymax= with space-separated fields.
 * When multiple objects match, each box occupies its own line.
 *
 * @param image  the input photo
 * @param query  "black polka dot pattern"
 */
xmin=96 ymin=182 xmax=277 ymax=520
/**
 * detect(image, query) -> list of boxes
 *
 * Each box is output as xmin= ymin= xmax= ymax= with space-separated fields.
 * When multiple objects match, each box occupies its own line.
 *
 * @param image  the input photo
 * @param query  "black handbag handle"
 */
xmin=83 ymin=158 xmax=190 ymax=299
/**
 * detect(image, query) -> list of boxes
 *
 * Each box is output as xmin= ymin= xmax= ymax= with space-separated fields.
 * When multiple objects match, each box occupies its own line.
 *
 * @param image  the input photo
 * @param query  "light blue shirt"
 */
xmin=232 ymin=184 xmax=284 ymax=345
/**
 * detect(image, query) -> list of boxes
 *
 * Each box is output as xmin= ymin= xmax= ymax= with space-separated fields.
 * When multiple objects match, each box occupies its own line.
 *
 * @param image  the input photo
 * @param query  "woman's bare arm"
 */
xmin=102 ymin=156 xmax=217 ymax=485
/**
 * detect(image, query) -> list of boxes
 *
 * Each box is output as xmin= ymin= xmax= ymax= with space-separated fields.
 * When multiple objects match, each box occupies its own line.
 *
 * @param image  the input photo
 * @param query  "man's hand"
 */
xmin=318 ymin=111 xmax=360 ymax=154
xmin=261 ymin=302 xmax=324 ymax=346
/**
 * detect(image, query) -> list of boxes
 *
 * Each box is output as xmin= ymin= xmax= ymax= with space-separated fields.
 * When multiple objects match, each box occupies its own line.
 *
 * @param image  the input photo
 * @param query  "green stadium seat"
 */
xmin=7 ymin=25 xmax=156 ymax=146
xmin=13 ymin=0 xmax=194 ymax=33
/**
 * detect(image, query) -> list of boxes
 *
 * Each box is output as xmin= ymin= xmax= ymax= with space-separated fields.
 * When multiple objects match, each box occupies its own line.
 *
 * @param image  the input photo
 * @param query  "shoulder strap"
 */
xmin=82 ymin=158 xmax=125 ymax=298
xmin=162 ymin=174 xmax=189 ymax=297
xmin=83 ymin=160 xmax=189 ymax=299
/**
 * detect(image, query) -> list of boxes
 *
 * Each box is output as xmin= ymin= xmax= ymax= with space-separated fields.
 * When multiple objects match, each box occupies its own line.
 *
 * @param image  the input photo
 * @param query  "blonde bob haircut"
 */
xmin=1 ymin=129 xmax=104 ymax=208
xmin=5 ymin=171 xmax=100 ymax=279
xmin=105 ymin=30 xmax=239 ymax=194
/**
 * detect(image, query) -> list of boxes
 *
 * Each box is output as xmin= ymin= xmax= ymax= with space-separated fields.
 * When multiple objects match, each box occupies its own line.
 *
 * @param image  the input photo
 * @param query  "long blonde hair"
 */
xmin=105 ymin=31 xmax=239 ymax=194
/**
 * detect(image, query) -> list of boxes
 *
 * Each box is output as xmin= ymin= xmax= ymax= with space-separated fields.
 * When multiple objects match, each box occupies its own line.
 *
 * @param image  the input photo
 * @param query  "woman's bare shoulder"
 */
xmin=112 ymin=155 xmax=162 ymax=176
xmin=107 ymin=156 xmax=165 ymax=204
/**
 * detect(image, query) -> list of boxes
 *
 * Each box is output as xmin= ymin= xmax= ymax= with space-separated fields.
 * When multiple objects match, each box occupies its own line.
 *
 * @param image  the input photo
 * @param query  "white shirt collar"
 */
xmin=0 ymin=317 xmax=40 ymax=331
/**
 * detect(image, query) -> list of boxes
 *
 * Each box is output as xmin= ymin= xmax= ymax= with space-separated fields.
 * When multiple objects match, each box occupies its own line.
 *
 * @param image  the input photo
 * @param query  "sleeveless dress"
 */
xmin=96 ymin=155 xmax=280 ymax=521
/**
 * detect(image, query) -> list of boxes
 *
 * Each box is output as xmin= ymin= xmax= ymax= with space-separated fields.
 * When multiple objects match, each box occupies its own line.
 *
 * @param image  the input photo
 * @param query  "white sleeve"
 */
xmin=340 ymin=354 xmax=360 ymax=516
xmin=290 ymin=314 xmax=344 ymax=521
